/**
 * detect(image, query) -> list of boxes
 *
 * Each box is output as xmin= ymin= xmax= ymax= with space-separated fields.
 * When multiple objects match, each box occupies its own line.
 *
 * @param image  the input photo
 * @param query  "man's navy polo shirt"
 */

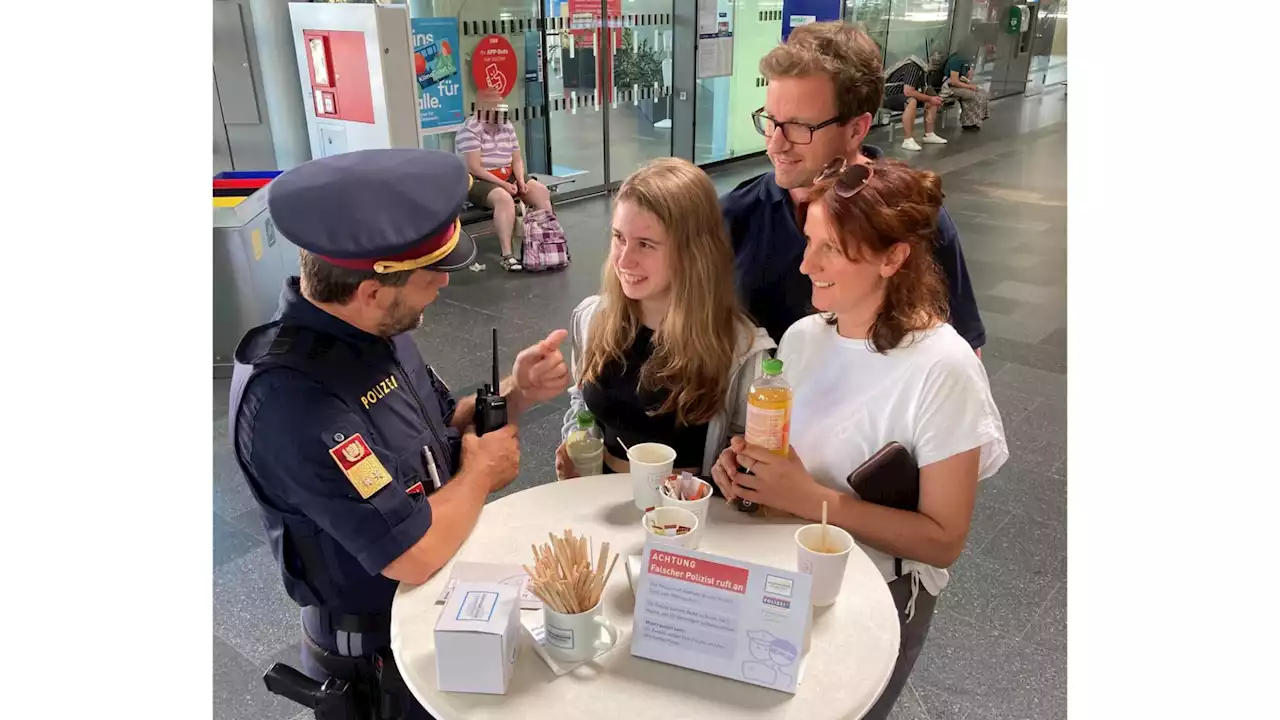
xmin=721 ymin=146 xmax=986 ymax=349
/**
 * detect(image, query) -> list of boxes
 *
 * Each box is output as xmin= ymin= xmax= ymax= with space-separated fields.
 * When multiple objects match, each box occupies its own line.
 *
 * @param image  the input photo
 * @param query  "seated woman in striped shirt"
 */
xmin=455 ymin=89 xmax=555 ymax=272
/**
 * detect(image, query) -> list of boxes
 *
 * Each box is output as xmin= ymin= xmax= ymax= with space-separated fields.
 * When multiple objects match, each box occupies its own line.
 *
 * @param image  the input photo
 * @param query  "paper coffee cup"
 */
xmin=795 ymin=524 xmax=854 ymax=607
xmin=659 ymin=478 xmax=712 ymax=549
xmin=642 ymin=506 xmax=699 ymax=549
xmin=627 ymin=442 xmax=675 ymax=510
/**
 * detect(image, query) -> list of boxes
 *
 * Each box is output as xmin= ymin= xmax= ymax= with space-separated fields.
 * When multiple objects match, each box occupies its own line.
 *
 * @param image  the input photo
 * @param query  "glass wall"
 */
xmin=255 ymin=0 xmax=1053 ymax=194
xmin=693 ymin=0 xmax=779 ymax=166
xmin=947 ymin=0 xmax=1064 ymax=100
xmin=847 ymin=0 xmax=890 ymax=62
xmin=882 ymin=0 xmax=953 ymax=68
xmin=1045 ymin=0 xmax=1066 ymax=86
xmin=409 ymin=0 xmax=673 ymax=193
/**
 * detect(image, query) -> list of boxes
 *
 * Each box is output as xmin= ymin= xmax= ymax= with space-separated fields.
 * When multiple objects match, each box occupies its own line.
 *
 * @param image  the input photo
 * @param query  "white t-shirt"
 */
xmin=778 ymin=315 xmax=1009 ymax=595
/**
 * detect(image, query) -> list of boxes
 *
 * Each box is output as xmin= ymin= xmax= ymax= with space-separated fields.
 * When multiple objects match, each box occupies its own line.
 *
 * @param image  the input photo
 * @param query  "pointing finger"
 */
xmin=540 ymin=329 xmax=569 ymax=351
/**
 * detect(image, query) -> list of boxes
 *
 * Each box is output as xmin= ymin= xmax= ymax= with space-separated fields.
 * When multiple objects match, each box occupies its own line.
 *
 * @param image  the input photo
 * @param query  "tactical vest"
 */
xmin=228 ymin=321 xmax=460 ymax=614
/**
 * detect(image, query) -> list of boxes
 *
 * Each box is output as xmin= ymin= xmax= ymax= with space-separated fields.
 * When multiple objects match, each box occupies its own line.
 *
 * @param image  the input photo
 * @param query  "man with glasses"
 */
xmin=721 ymin=22 xmax=984 ymax=354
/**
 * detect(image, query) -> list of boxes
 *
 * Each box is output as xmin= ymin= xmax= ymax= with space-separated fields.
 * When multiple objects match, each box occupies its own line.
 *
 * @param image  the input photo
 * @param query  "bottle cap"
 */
xmin=575 ymin=410 xmax=596 ymax=427
xmin=762 ymin=358 xmax=783 ymax=376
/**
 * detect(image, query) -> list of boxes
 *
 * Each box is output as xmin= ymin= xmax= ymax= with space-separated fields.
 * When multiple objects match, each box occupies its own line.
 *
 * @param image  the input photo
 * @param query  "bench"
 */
xmin=460 ymin=173 xmax=577 ymax=233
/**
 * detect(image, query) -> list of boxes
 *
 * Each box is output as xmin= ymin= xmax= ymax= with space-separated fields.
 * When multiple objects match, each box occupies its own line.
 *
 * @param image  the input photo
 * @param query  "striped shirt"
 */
xmin=454 ymin=116 xmax=517 ymax=180
xmin=884 ymin=58 xmax=927 ymax=97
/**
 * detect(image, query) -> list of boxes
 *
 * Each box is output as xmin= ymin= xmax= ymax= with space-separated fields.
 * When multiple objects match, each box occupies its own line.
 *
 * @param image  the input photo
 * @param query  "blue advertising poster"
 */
xmin=410 ymin=17 xmax=465 ymax=134
xmin=780 ymin=0 xmax=842 ymax=40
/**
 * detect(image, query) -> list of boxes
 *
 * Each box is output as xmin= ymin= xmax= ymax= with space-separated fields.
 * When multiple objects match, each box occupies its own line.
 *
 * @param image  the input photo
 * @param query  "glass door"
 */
xmin=413 ymin=1 xmax=552 ymax=170
xmin=1045 ymin=0 xmax=1067 ymax=86
xmin=548 ymin=0 xmax=610 ymax=191
xmin=1026 ymin=0 xmax=1062 ymax=93
xmin=410 ymin=1 xmax=671 ymax=196
xmin=605 ymin=1 xmax=674 ymax=184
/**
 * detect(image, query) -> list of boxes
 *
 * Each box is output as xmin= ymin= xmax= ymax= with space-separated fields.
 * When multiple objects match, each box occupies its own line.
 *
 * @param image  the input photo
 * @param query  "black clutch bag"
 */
xmin=846 ymin=442 xmax=920 ymax=511
xmin=847 ymin=442 xmax=920 ymax=578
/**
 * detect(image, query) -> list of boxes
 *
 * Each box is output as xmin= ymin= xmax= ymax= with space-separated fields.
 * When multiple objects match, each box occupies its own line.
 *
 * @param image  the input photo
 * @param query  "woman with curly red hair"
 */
xmin=712 ymin=157 xmax=1008 ymax=720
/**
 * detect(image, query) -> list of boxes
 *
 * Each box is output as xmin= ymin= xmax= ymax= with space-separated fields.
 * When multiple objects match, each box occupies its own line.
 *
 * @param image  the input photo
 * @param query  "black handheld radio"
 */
xmin=473 ymin=328 xmax=508 ymax=436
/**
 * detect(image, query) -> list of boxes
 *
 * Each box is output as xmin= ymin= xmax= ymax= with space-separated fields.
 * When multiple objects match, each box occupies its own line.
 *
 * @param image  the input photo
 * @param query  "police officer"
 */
xmin=229 ymin=149 xmax=570 ymax=719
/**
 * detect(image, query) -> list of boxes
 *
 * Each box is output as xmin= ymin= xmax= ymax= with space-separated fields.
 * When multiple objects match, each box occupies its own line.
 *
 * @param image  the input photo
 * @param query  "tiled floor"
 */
xmin=213 ymin=87 xmax=1068 ymax=720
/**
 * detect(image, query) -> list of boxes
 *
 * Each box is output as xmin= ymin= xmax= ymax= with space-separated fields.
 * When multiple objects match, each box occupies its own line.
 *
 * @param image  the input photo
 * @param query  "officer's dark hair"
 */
xmin=299 ymin=249 xmax=414 ymax=305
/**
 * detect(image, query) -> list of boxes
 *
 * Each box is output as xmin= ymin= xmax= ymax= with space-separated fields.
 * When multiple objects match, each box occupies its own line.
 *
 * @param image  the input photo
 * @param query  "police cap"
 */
xmin=268 ymin=148 xmax=478 ymax=273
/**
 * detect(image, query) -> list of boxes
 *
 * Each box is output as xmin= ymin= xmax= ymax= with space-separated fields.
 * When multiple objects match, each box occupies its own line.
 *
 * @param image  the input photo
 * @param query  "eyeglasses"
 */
xmin=814 ymin=157 xmax=874 ymax=198
xmin=751 ymin=108 xmax=844 ymax=145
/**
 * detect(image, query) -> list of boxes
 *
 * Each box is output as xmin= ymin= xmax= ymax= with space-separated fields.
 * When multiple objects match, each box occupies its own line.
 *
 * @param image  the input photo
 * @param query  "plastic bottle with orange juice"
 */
xmin=737 ymin=358 xmax=792 ymax=513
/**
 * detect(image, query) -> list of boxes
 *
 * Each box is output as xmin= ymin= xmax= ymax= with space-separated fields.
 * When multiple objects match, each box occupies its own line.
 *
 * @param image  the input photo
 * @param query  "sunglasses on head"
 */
xmin=814 ymin=157 xmax=874 ymax=199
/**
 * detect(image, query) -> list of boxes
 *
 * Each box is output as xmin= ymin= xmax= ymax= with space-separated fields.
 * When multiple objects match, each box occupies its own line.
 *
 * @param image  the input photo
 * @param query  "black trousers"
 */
xmin=863 ymin=574 xmax=940 ymax=720
xmin=300 ymin=607 xmax=436 ymax=720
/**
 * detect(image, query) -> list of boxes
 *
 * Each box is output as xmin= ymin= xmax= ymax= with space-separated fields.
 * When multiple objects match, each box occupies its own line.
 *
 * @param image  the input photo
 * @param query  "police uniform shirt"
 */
xmin=720 ymin=145 xmax=987 ymax=349
xmin=230 ymin=148 xmax=479 ymax=619
xmin=233 ymin=278 xmax=460 ymax=615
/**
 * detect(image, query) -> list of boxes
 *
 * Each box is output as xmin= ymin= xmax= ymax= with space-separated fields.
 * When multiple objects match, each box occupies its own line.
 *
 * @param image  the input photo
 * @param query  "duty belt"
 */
xmin=309 ymin=608 xmax=391 ymax=636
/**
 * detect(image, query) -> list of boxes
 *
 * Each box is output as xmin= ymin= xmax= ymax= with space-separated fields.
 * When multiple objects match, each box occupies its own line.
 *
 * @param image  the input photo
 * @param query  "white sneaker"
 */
xmin=901 ymin=138 xmax=923 ymax=152
xmin=921 ymin=132 xmax=948 ymax=145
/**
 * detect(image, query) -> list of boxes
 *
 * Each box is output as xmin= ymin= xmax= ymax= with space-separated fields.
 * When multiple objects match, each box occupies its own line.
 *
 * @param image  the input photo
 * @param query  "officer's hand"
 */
xmin=462 ymin=424 xmax=521 ymax=493
xmin=512 ymin=329 xmax=570 ymax=407
xmin=555 ymin=441 xmax=579 ymax=481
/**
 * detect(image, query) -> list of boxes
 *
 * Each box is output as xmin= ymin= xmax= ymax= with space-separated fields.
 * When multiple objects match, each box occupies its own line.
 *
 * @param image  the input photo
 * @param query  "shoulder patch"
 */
xmin=328 ymin=433 xmax=392 ymax=499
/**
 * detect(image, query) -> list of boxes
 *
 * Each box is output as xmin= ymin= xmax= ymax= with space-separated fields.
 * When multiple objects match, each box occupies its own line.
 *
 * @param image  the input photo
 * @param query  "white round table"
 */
xmin=392 ymin=475 xmax=900 ymax=719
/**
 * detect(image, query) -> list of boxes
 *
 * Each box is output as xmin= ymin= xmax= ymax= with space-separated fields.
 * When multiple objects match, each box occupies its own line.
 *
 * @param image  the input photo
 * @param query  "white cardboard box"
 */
xmin=434 ymin=581 xmax=521 ymax=694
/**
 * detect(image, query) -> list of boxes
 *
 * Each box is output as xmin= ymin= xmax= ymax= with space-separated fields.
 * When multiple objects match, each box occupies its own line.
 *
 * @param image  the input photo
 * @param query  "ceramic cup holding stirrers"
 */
xmin=523 ymin=530 xmax=621 ymax=664
xmin=626 ymin=442 xmax=676 ymax=511
xmin=795 ymin=501 xmax=854 ymax=606
xmin=658 ymin=472 xmax=712 ymax=549
xmin=641 ymin=506 xmax=699 ymax=549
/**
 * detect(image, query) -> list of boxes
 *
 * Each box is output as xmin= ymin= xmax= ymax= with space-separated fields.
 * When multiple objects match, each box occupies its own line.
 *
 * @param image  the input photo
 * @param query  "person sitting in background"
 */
xmin=712 ymin=157 xmax=1007 ymax=720
xmin=941 ymin=45 xmax=991 ymax=130
xmin=455 ymin=89 xmax=554 ymax=272
xmin=882 ymin=55 xmax=947 ymax=152
xmin=556 ymin=158 xmax=775 ymax=480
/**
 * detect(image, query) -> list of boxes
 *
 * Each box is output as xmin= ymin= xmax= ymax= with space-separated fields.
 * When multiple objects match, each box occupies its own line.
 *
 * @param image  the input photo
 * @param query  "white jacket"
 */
xmin=560 ymin=295 xmax=777 ymax=475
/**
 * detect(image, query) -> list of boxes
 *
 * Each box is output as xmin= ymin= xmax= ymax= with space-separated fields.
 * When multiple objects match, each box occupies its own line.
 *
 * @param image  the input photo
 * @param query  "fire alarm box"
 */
xmin=302 ymin=29 xmax=375 ymax=124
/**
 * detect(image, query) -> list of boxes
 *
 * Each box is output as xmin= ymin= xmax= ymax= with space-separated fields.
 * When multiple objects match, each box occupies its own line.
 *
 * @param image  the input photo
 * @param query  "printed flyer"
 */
xmin=631 ymin=542 xmax=813 ymax=693
xmin=410 ymin=17 xmax=465 ymax=134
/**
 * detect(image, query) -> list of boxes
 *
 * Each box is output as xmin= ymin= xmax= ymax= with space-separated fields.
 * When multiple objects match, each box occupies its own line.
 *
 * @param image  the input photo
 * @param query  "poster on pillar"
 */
xmin=411 ymin=17 xmax=466 ymax=134
xmin=780 ymin=0 xmax=842 ymax=41
xmin=471 ymin=35 xmax=519 ymax=99
xmin=697 ymin=1 xmax=734 ymax=79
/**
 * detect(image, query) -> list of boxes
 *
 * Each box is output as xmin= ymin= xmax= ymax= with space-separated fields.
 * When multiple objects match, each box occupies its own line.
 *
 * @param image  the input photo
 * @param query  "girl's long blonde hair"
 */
xmin=580 ymin=158 xmax=750 ymax=426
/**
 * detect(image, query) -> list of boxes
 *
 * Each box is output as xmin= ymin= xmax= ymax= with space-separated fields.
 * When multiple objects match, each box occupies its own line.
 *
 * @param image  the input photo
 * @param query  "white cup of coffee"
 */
xmin=642 ymin=506 xmax=699 ymax=549
xmin=795 ymin=524 xmax=854 ymax=607
xmin=542 ymin=599 xmax=620 ymax=664
xmin=659 ymin=477 xmax=712 ymax=549
xmin=627 ymin=442 xmax=675 ymax=510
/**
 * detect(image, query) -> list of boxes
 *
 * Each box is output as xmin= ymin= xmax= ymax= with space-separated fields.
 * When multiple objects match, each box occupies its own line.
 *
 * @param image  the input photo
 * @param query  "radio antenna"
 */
xmin=490 ymin=327 xmax=500 ymax=394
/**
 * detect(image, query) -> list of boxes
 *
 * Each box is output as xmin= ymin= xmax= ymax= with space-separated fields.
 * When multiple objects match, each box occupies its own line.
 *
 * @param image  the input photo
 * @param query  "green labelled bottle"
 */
xmin=566 ymin=410 xmax=604 ymax=477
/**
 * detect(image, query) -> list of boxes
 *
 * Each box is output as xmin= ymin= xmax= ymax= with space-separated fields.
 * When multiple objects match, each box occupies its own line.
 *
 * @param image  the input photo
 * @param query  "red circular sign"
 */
xmin=471 ymin=35 xmax=518 ymax=98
